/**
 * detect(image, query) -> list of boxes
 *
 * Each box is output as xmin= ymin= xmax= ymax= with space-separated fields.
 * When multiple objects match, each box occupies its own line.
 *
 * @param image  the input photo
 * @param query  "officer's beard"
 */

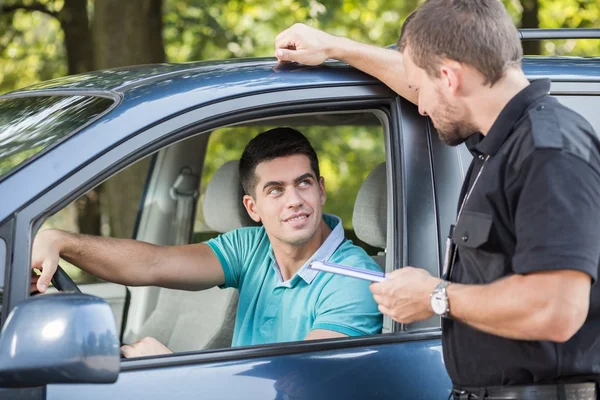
xmin=431 ymin=87 xmax=478 ymax=147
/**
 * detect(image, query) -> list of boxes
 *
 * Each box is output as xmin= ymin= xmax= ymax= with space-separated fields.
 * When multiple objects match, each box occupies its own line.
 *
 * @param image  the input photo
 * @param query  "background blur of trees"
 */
xmin=2 ymin=0 xmax=599 ymax=97
xmin=1 ymin=0 xmax=599 ymax=258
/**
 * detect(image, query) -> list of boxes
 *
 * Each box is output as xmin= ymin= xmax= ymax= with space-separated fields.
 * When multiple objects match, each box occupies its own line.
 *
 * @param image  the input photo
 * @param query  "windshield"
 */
xmin=0 ymin=95 xmax=115 ymax=182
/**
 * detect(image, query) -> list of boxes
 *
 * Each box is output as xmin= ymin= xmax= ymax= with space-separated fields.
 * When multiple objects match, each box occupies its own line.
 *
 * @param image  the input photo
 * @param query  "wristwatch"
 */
xmin=430 ymin=280 xmax=451 ymax=318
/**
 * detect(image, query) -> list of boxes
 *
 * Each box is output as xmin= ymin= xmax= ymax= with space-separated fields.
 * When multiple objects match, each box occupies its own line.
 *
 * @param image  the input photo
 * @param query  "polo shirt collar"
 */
xmin=269 ymin=213 xmax=345 ymax=286
xmin=472 ymin=79 xmax=551 ymax=156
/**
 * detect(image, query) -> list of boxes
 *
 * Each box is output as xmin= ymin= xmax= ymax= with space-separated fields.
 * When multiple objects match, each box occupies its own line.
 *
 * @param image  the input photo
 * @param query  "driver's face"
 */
xmin=244 ymin=155 xmax=325 ymax=247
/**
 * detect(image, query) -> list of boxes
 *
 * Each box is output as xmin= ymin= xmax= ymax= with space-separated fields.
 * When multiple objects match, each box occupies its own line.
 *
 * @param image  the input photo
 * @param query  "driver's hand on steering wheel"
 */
xmin=121 ymin=337 xmax=173 ymax=358
xmin=31 ymin=229 xmax=61 ymax=293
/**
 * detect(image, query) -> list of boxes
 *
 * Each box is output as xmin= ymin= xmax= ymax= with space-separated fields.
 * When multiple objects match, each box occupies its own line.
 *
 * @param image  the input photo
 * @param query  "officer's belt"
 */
xmin=451 ymin=382 xmax=597 ymax=400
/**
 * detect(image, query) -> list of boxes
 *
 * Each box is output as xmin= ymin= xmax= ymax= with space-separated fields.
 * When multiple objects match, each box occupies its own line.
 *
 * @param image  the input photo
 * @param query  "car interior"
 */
xmin=39 ymin=109 xmax=394 ymax=356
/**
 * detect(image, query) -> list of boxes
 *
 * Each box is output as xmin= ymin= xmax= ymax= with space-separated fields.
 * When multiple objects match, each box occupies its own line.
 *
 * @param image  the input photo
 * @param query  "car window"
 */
xmin=556 ymin=95 xmax=600 ymax=139
xmin=0 ymin=95 xmax=115 ymax=182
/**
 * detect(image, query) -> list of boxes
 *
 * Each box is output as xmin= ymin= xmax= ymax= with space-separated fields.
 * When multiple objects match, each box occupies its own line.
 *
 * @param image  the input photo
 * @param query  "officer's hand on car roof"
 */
xmin=275 ymin=23 xmax=335 ymax=66
xmin=31 ymin=229 xmax=61 ymax=293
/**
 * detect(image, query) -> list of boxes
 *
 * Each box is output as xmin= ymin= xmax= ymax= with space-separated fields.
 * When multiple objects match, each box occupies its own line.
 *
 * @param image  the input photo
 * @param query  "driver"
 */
xmin=31 ymin=127 xmax=383 ymax=358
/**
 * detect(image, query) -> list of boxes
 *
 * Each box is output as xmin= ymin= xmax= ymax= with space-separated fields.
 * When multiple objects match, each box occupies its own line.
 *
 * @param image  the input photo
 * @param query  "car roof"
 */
xmin=3 ymin=58 xmax=376 ymax=97
xmin=4 ymin=56 xmax=600 ymax=100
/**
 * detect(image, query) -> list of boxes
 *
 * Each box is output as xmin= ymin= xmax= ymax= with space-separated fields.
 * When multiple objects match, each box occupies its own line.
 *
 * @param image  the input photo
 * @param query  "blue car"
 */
xmin=0 ymin=30 xmax=599 ymax=400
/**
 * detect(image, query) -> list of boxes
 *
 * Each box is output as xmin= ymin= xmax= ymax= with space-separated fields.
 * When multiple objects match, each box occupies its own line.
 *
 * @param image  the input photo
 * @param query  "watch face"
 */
xmin=431 ymin=294 xmax=447 ymax=315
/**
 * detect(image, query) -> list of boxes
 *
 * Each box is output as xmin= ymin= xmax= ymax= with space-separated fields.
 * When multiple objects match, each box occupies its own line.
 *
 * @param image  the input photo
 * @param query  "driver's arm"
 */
xmin=31 ymin=229 xmax=225 ymax=293
xmin=304 ymin=329 xmax=347 ymax=341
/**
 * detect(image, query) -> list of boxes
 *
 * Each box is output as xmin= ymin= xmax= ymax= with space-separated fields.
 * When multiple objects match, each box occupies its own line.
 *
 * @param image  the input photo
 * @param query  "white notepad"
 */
xmin=308 ymin=260 xmax=386 ymax=282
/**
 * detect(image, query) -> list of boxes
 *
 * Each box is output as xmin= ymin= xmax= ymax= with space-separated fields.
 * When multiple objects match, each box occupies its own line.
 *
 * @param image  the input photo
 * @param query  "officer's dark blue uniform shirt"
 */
xmin=443 ymin=79 xmax=600 ymax=387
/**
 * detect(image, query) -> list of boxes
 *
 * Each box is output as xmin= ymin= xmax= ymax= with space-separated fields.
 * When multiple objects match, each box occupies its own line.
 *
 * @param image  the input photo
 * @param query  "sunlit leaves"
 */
xmin=0 ymin=8 xmax=66 ymax=93
xmin=503 ymin=0 xmax=600 ymax=56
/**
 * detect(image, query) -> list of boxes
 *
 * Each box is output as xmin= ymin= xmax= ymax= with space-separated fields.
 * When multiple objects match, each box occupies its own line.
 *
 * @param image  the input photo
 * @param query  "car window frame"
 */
xmin=7 ymin=85 xmax=443 ymax=369
xmin=0 ymin=218 xmax=14 ymax=327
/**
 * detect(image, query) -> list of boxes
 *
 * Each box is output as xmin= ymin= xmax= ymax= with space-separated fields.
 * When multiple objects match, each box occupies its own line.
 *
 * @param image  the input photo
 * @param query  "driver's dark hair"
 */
xmin=239 ymin=127 xmax=320 ymax=197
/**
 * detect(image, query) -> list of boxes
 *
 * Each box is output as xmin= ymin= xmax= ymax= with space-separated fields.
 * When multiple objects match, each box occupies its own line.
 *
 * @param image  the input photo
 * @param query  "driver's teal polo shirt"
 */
xmin=206 ymin=214 xmax=383 ymax=347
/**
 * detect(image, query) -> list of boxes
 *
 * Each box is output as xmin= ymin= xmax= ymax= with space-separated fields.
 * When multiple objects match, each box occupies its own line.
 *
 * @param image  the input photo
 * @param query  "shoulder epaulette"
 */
xmin=528 ymin=104 xmax=563 ymax=149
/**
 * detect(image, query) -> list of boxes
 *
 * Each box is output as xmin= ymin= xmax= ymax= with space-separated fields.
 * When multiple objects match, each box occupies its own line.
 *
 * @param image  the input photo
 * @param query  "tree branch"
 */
xmin=1 ymin=2 xmax=58 ymax=18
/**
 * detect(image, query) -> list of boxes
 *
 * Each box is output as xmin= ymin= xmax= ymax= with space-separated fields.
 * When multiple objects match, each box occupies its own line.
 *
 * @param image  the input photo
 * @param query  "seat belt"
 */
xmin=169 ymin=167 xmax=200 ymax=245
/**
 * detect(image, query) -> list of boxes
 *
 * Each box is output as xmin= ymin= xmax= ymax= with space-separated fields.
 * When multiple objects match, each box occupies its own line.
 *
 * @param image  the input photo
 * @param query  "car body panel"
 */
xmin=47 ymin=335 xmax=450 ymax=400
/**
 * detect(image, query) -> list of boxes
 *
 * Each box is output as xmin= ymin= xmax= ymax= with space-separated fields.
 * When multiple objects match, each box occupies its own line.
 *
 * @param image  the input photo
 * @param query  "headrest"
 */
xmin=202 ymin=160 xmax=258 ymax=233
xmin=352 ymin=163 xmax=387 ymax=249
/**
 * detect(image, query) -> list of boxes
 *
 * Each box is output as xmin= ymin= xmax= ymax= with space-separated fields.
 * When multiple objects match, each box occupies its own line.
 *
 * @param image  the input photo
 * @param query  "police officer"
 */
xmin=275 ymin=0 xmax=600 ymax=398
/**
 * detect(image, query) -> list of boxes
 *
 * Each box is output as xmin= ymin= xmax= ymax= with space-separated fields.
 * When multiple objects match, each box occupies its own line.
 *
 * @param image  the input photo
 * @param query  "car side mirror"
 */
xmin=0 ymin=293 xmax=120 ymax=387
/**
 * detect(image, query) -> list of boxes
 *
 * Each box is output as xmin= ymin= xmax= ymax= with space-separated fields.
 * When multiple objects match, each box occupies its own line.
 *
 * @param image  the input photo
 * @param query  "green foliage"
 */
xmin=501 ymin=0 xmax=600 ymax=56
xmin=2 ymin=0 xmax=599 ymax=96
xmin=163 ymin=0 xmax=417 ymax=62
xmin=0 ymin=6 xmax=66 ymax=94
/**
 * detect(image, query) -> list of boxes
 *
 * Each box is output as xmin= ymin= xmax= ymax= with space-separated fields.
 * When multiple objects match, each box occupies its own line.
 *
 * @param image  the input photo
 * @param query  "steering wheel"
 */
xmin=51 ymin=265 xmax=82 ymax=293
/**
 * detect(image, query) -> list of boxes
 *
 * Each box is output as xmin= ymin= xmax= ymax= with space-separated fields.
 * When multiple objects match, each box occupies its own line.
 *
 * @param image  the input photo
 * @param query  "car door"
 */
xmin=5 ymin=85 xmax=451 ymax=399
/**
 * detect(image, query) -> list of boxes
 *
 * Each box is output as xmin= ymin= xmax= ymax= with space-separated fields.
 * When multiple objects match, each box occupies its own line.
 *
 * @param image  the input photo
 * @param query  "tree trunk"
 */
xmin=92 ymin=0 xmax=165 ymax=238
xmin=76 ymin=187 xmax=102 ymax=235
xmin=521 ymin=0 xmax=540 ymax=55
xmin=58 ymin=0 xmax=101 ymax=235
xmin=93 ymin=0 xmax=165 ymax=69
xmin=59 ymin=0 xmax=93 ymax=74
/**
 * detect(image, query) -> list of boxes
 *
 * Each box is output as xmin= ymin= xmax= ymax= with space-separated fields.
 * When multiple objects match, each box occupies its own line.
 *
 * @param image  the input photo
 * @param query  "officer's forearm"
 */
xmin=446 ymin=270 xmax=590 ymax=342
xmin=330 ymin=37 xmax=418 ymax=105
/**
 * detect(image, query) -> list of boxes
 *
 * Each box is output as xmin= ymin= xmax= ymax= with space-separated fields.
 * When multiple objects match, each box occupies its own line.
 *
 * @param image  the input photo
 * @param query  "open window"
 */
xmin=122 ymin=109 xmax=393 ymax=354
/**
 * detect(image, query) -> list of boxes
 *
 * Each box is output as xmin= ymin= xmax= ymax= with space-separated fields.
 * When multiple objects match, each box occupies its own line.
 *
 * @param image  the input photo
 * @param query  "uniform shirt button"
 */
xmin=462 ymin=235 xmax=468 ymax=242
xmin=537 ymin=105 xmax=545 ymax=110
xmin=478 ymin=155 xmax=485 ymax=160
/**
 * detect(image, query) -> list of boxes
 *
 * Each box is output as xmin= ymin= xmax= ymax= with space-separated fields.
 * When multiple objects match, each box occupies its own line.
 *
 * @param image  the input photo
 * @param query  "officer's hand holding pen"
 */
xmin=370 ymin=267 xmax=442 ymax=324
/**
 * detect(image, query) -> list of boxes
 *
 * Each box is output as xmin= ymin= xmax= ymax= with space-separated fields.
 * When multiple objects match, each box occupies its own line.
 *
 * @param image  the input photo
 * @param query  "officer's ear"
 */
xmin=439 ymin=60 xmax=463 ymax=97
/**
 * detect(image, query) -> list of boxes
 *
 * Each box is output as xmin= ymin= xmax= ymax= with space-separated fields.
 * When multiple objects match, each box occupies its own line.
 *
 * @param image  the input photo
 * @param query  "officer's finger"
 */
xmin=275 ymin=32 xmax=299 ymax=52
xmin=37 ymin=258 xmax=56 ymax=293
xmin=370 ymin=280 xmax=396 ymax=296
xmin=275 ymin=48 xmax=307 ymax=62
xmin=372 ymin=294 xmax=389 ymax=308
xmin=275 ymin=27 xmax=293 ymax=44
xmin=370 ymin=281 xmax=385 ymax=295
xmin=378 ymin=304 xmax=396 ymax=319
xmin=386 ymin=267 xmax=410 ymax=279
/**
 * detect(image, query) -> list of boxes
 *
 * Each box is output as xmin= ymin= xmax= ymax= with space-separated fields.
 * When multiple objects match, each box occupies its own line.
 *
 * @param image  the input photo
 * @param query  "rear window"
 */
xmin=0 ymin=95 xmax=115 ymax=181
